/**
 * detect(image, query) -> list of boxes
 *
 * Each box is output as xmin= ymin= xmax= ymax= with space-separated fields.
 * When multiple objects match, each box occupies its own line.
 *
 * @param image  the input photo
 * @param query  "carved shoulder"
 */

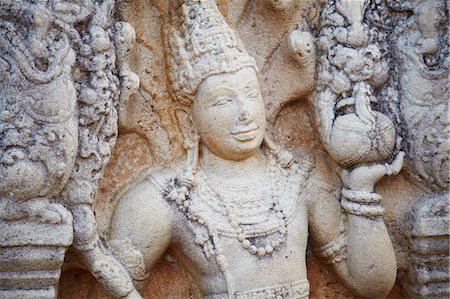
xmin=304 ymin=149 xmax=342 ymax=203
xmin=109 ymin=170 xmax=175 ymax=267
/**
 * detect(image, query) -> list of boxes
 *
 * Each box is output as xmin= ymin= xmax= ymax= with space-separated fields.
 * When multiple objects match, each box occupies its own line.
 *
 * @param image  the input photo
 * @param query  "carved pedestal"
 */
xmin=406 ymin=193 xmax=450 ymax=298
xmin=0 ymin=208 xmax=72 ymax=299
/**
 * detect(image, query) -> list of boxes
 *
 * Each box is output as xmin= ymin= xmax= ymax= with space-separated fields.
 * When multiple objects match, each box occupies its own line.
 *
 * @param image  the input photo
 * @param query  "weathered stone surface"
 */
xmin=1 ymin=0 xmax=139 ymax=297
xmin=1 ymin=0 xmax=448 ymax=298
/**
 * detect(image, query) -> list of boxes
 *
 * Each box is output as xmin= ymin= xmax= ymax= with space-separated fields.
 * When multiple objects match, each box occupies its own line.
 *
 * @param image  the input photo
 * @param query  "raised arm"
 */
xmin=108 ymin=179 xmax=174 ymax=296
xmin=307 ymin=152 xmax=404 ymax=298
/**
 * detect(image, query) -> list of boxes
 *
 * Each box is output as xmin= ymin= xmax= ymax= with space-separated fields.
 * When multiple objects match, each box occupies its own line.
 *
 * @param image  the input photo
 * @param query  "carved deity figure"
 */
xmin=108 ymin=1 xmax=404 ymax=298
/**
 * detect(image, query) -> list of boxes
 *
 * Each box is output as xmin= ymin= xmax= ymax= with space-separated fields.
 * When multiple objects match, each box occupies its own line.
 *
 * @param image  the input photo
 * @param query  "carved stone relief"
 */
xmin=388 ymin=0 xmax=449 ymax=297
xmin=1 ymin=0 xmax=138 ymax=298
xmin=0 ymin=0 xmax=448 ymax=299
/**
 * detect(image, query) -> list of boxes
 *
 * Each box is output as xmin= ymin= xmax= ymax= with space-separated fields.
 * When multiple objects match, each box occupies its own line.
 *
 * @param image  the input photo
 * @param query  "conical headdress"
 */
xmin=167 ymin=0 xmax=257 ymax=105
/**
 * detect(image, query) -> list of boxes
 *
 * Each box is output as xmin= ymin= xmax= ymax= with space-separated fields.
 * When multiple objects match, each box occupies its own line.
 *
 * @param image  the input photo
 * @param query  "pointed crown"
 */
xmin=167 ymin=0 xmax=258 ymax=105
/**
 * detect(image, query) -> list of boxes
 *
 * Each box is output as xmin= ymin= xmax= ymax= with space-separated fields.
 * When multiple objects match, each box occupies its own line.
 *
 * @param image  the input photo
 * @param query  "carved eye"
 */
xmin=213 ymin=96 xmax=232 ymax=106
xmin=246 ymin=90 xmax=260 ymax=100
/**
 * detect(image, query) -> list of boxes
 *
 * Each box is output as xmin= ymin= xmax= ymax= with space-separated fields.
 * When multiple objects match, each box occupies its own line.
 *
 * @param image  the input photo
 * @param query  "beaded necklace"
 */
xmin=163 ymin=149 xmax=314 ymax=296
xmin=163 ymin=150 xmax=314 ymax=259
xmin=197 ymin=153 xmax=288 ymax=256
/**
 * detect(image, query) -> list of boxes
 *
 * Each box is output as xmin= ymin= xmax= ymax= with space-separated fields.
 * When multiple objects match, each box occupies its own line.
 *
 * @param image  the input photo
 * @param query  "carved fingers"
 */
xmin=353 ymin=82 xmax=375 ymax=125
xmin=88 ymin=250 xmax=137 ymax=298
xmin=340 ymin=165 xmax=381 ymax=192
xmin=387 ymin=151 xmax=405 ymax=176
xmin=340 ymin=151 xmax=405 ymax=192
xmin=383 ymin=138 xmax=405 ymax=175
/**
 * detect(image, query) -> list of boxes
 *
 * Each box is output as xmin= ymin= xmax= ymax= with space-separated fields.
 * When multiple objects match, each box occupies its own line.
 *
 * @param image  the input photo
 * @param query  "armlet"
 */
xmin=313 ymin=230 xmax=347 ymax=265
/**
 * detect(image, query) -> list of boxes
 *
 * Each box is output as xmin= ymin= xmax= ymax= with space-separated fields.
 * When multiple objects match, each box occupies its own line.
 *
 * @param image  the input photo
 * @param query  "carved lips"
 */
xmin=231 ymin=123 xmax=259 ymax=142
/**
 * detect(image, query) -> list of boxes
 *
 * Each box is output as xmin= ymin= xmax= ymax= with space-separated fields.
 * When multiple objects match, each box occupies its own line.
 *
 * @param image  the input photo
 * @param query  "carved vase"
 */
xmin=0 ymin=213 xmax=73 ymax=299
xmin=328 ymin=111 xmax=396 ymax=167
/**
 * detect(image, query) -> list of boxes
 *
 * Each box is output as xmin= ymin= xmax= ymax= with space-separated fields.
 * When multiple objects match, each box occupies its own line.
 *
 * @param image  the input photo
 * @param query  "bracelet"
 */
xmin=314 ymin=231 xmax=347 ymax=264
xmin=341 ymin=197 xmax=385 ymax=217
xmin=341 ymin=188 xmax=382 ymax=203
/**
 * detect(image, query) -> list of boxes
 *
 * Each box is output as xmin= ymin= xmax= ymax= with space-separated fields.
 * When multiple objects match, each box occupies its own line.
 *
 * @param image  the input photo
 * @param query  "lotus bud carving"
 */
xmin=328 ymin=83 xmax=396 ymax=167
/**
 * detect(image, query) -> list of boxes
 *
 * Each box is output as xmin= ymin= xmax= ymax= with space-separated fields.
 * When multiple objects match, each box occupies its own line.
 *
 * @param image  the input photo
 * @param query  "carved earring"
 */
xmin=175 ymin=107 xmax=200 ymax=175
xmin=185 ymin=133 xmax=200 ymax=175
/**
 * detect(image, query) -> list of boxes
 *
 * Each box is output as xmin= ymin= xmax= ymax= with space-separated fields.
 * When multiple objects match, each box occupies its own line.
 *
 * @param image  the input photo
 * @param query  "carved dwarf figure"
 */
xmin=108 ymin=1 xmax=404 ymax=298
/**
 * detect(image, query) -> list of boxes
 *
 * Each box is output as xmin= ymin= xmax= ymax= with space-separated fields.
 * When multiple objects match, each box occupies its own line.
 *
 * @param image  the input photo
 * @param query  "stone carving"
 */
xmin=315 ymin=0 xmax=397 ymax=168
xmin=1 ymin=0 xmax=448 ymax=298
xmin=407 ymin=193 xmax=449 ymax=298
xmin=59 ymin=1 xmax=139 ymax=298
xmin=232 ymin=0 xmax=318 ymax=123
xmin=389 ymin=0 xmax=449 ymax=297
xmin=391 ymin=0 xmax=449 ymax=193
xmin=108 ymin=1 xmax=403 ymax=298
xmin=0 ymin=2 xmax=77 ymax=297
xmin=0 ymin=1 xmax=138 ymax=298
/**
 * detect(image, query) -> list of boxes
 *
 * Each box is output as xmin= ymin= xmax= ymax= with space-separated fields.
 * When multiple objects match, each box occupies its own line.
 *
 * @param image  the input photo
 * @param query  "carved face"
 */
xmin=193 ymin=67 xmax=266 ymax=161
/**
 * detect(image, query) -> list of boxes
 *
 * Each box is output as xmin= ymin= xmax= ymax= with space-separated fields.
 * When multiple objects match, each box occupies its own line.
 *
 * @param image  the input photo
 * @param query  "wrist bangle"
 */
xmin=385 ymin=163 xmax=393 ymax=175
xmin=341 ymin=197 xmax=385 ymax=217
xmin=341 ymin=188 xmax=382 ymax=203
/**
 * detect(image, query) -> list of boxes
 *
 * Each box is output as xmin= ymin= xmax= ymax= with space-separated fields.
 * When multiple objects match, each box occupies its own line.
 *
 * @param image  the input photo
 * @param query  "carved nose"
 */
xmin=238 ymin=108 xmax=249 ymax=121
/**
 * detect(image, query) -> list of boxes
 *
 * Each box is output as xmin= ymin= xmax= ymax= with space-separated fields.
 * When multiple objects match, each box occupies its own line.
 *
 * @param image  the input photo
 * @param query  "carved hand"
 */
xmin=340 ymin=151 xmax=405 ymax=192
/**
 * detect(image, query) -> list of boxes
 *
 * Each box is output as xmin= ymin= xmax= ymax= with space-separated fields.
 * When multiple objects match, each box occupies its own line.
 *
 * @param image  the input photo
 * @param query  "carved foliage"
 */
xmin=0 ymin=1 xmax=79 ymax=297
xmin=0 ymin=1 xmax=139 ymax=298
xmin=390 ymin=1 xmax=449 ymax=297
xmin=392 ymin=0 xmax=449 ymax=192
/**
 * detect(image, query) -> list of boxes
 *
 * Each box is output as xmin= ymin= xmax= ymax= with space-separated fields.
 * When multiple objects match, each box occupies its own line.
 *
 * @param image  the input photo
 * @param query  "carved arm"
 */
xmin=308 ymin=152 xmax=404 ymax=297
xmin=108 ymin=180 xmax=174 ymax=297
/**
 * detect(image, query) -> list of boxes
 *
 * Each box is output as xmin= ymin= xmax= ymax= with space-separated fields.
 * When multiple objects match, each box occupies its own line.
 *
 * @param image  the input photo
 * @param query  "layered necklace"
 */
xmin=163 ymin=150 xmax=313 ymax=258
xmin=163 ymin=149 xmax=314 ymax=296
xmin=196 ymin=153 xmax=288 ymax=256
